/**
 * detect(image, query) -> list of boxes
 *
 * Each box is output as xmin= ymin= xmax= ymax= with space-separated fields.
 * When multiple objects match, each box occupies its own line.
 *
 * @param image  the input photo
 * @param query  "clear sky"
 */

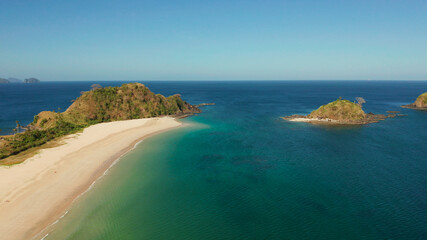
xmin=0 ymin=0 xmax=426 ymax=81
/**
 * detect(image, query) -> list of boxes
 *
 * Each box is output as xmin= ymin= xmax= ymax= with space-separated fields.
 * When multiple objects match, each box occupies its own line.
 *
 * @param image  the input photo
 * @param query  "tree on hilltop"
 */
xmin=91 ymin=84 xmax=102 ymax=91
xmin=355 ymin=97 xmax=366 ymax=107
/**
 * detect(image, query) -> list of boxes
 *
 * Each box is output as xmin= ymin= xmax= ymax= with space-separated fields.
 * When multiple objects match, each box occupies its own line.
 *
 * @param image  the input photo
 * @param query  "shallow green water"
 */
xmin=42 ymin=81 xmax=426 ymax=239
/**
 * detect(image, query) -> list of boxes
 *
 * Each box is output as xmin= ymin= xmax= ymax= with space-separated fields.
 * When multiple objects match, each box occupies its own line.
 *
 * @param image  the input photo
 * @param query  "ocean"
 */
xmin=1 ymin=81 xmax=426 ymax=239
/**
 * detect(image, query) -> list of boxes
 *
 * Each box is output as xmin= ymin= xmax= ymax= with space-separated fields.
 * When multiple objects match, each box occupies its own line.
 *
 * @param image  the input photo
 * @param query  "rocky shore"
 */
xmin=401 ymin=92 xmax=427 ymax=110
xmin=283 ymin=113 xmax=399 ymax=125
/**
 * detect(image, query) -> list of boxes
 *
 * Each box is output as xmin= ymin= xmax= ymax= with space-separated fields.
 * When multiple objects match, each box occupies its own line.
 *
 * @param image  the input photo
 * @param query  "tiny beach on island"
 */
xmin=282 ymin=98 xmax=404 ymax=125
xmin=0 ymin=117 xmax=181 ymax=240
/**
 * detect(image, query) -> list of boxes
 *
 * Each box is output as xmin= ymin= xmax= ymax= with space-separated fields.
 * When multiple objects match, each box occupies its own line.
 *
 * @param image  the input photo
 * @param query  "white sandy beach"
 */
xmin=0 ymin=117 xmax=181 ymax=240
xmin=287 ymin=117 xmax=339 ymax=123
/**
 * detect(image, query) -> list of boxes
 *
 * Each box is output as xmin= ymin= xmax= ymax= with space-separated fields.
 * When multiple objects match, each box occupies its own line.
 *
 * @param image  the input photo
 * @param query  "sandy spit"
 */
xmin=0 ymin=117 xmax=181 ymax=240
xmin=287 ymin=117 xmax=339 ymax=123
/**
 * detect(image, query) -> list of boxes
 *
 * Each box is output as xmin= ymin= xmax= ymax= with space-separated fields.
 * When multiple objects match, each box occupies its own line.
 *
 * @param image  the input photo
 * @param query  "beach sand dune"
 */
xmin=0 ymin=117 xmax=181 ymax=240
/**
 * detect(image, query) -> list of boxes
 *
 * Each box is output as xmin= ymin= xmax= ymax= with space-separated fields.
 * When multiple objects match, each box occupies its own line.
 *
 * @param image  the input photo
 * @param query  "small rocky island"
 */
xmin=401 ymin=92 xmax=427 ymax=110
xmin=0 ymin=77 xmax=40 ymax=83
xmin=283 ymin=98 xmax=398 ymax=125
xmin=24 ymin=78 xmax=40 ymax=83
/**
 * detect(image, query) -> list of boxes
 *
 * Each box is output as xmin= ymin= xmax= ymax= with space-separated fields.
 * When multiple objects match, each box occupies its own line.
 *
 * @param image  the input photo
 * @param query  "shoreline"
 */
xmin=282 ymin=116 xmax=362 ymax=125
xmin=401 ymin=104 xmax=427 ymax=110
xmin=285 ymin=117 xmax=339 ymax=124
xmin=0 ymin=117 xmax=182 ymax=240
xmin=282 ymin=113 xmax=399 ymax=125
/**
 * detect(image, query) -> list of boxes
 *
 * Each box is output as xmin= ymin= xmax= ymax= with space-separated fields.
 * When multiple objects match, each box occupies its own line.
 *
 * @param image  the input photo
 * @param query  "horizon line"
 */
xmin=35 ymin=79 xmax=427 ymax=82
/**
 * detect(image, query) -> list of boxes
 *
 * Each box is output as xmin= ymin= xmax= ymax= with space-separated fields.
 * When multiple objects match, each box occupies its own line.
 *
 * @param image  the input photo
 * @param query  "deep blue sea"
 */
xmin=1 ymin=81 xmax=427 ymax=239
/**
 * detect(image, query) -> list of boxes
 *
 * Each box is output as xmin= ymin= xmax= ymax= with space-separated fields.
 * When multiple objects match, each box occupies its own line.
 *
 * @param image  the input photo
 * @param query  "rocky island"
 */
xmin=283 ymin=98 xmax=396 ymax=125
xmin=24 ymin=77 xmax=40 ymax=83
xmin=0 ymin=83 xmax=200 ymax=160
xmin=0 ymin=77 xmax=40 ymax=83
xmin=401 ymin=92 xmax=427 ymax=110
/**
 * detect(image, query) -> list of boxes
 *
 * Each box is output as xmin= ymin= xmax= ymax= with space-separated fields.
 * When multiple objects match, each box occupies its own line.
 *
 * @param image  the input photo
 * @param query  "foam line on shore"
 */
xmin=37 ymin=138 xmax=147 ymax=240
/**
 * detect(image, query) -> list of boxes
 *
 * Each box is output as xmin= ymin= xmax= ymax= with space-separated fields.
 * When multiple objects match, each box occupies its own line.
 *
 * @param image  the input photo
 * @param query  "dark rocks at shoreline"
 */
xmin=401 ymin=92 xmax=427 ymax=110
xmin=195 ymin=103 xmax=215 ymax=107
xmin=282 ymin=115 xmax=306 ymax=120
xmin=401 ymin=104 xmax=427 ymax=110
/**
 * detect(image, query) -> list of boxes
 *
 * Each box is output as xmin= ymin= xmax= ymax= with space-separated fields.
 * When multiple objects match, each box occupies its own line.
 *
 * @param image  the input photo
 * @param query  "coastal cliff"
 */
xmin=283 ymin=98 xmax=396 ymax=125
xmin=401 ymin=92 xmax=427 ymax=110
xmin=1 ymin=83 xmax=200 ymax=160
xmin=0 ymin=78 xmax=9 ymax=83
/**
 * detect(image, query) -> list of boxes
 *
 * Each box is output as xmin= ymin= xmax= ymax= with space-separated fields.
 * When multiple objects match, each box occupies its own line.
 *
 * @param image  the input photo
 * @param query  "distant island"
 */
xmin=0 ymin=83 xmax=200 ymax=159
xmin=24 ymin=78 xmax=40 ymax=83
xmin=0 ymin=77 xmax=40 ymax=83
xmin=283 ymin=98 xmax=398 ymax=125
xmin=401 ymin=92 xmax=427 ymax=110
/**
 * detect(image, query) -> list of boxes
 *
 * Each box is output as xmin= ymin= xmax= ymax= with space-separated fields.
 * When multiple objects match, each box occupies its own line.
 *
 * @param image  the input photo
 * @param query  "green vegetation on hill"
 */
xmin=414 ymin=92 xmax=427 ymax=108
xmin=62 ymin=83 xmax=199 ymax=125
xmin=0 ymin=78 xmax=9 ymax=83
xmin=308 ymin=99 xmax=367 ymax=121
xmin=0 ymin=119 xmax=84 ymax=159
xmin=0 ymin=83 xmax=200 ymax=160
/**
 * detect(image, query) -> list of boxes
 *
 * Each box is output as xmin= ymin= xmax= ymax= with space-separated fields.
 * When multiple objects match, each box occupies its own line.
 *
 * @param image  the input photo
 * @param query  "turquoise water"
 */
xmin=1 ymin=81 xmax=426 ymax=239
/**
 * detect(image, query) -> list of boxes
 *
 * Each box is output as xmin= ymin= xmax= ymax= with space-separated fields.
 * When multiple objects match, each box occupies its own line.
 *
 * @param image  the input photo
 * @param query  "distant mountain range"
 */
xmin=0 ymin=77 xmax=41 ymax=84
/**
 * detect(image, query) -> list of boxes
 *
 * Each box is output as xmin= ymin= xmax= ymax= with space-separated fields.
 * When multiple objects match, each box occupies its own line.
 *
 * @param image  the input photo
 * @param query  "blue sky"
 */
xmin=0 ymin=0 xmax=426 ymax=81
